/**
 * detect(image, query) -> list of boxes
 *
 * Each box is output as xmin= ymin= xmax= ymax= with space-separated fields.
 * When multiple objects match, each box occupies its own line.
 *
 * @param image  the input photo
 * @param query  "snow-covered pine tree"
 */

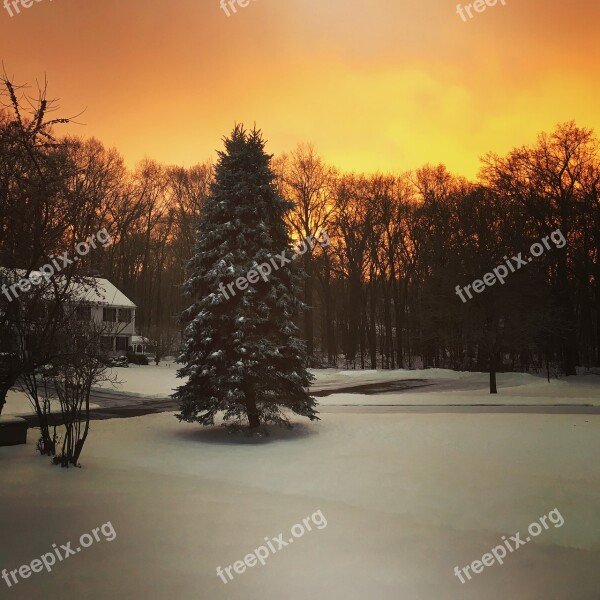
xmin=173 ymin=125 xmax=318 ymax=430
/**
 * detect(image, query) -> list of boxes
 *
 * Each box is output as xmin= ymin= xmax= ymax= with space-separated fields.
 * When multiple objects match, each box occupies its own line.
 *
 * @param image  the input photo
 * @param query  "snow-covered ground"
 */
xmin=95 ymin=361 xmax=181 ymax=398
xmin=3 ymin=388 xmax=100 ymax=416
xmin=90 ymin=362 xmax=600 ymax=407
xmin=321 ymin=371 xmax=600 ymax=406
xmin=311 ymin=366 xmax=468 ymax=389
xmin=1 ymin=410 xmax=599 ymax=599
xmin=93 ymin=363 xmax=470 ymax=398
xmin=6 ymin=366 xmax=600 ymax=416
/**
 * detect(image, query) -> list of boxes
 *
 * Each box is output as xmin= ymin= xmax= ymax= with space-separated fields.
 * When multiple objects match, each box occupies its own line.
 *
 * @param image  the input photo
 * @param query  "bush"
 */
xmin=126 ymin=353 xmax=149 ymax=365
xmin=108 ymin=355 xmax=129 ymax=368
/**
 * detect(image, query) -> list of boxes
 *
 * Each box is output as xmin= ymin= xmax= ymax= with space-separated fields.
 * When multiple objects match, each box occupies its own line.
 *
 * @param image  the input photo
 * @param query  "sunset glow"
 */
xmin=2 ymin=0 xmax=598 ymax=177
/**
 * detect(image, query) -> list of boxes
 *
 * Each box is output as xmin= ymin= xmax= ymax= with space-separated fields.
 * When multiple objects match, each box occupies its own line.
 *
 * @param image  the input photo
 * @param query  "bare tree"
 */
xmin=274 ymin=145 xmax=336 ymax=362
xmin=0 ymin=74 xmax=83 ymax=415
xmin=51 ymin=341 xmax=115 ymax=468
xmin=21 ymin=308 xmax=119 ymax=465
xmin=146 ymin=325 xmax=179 ymax=365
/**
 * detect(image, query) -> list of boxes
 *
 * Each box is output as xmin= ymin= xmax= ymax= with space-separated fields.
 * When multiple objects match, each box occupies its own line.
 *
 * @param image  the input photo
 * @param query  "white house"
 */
xmin=0 ymin=271 xmax=137 ymax=356
xmin=72 ymin=278 xmax=137 ymax=354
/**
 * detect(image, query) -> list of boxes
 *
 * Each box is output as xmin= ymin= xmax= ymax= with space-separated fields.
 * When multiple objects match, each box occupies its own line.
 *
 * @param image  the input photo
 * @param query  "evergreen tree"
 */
xmin=173 ymin=125 xmax=318 ymax=429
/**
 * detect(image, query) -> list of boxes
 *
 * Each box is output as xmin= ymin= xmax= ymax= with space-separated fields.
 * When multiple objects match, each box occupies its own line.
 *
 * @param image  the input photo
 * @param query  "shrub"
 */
xmin=127 ymin=352 xmax=149 ymax=365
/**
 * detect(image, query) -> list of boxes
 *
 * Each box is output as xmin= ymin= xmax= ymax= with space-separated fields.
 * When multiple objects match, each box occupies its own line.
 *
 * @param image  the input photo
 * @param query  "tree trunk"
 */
xmin=0 ymin=382 xmax=9 ymax=415
xmin=326 ymin=293 xmax=335 ymax=365
xmin=304 ymin=255 xmax=314 ymax=360
xmin=72 ymin=394 xmax=91 ymax=465
xmin=0 ymin=373 xmax=17 ymax=416
xmin=244 ymin=386 xmax=260 ymax=428
xmin=384 ymin=279 xmax=394 ymax=369
xmin=489 ymin=348 xmax=498 ymax=394
xmin=368 ymin=281 xmax=377 ymax=369
xmin=347 ymin=276 xmax=360 ymax=365
xmin=596 ymin=284 xmax=600 ymax=367
xmin=394 ymin=278 xmax=404 ymax=368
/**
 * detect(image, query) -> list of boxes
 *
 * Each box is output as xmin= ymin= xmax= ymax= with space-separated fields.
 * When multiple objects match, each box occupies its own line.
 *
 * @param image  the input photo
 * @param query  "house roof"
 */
xmin=74 ymin=278 xmax=136 ymax=308
xmin=0 ymin=269 xmax=136 ymax=308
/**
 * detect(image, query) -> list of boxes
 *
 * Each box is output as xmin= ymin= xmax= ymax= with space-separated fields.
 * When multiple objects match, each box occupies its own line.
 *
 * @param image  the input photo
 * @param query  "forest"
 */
xmin=2 ymin=78 xmax=599 ymax=383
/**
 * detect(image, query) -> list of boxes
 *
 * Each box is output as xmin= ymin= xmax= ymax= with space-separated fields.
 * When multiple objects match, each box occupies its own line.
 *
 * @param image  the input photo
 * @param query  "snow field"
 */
xmin=3 ymin=388 xmax=100 ymax=416
xmin=1 ymin=409 xmax=600 ymax=599
xmin=87 ymin=363 xmax=600 ymax=407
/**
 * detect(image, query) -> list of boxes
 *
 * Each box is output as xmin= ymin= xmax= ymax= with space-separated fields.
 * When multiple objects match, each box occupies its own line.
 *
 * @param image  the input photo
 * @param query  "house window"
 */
xmin=115 ymin=336 xmax=128 ymax=351
xmin=76 ymin=305 xmax=92 ymax=321
xmin=100 ymin=336 xmax=113 ymax=351
xmin=103 ymin=308 xmax=116 ymax=322
xmin=118 ymin=308 xmax=132 ymax=323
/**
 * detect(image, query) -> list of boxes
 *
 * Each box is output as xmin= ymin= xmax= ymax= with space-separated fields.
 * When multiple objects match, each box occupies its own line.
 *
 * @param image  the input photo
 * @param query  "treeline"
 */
xmin=280 ymin=124 xmax=600 ymax=380
xmin=0 ymin=92 xmax=213 ymax=334
xmin=1 ymin=77 xmax=599 ymax=379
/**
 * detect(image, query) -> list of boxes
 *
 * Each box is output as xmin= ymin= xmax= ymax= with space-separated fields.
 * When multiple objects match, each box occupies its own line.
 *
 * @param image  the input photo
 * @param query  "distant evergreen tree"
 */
xmin=173 ymin=125 xmax=318 ymax=429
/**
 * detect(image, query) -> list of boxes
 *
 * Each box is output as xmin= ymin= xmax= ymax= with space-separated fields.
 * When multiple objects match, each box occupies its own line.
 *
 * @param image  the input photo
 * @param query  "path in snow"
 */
xmin=14 ymin=375 xmax=600 ymax=427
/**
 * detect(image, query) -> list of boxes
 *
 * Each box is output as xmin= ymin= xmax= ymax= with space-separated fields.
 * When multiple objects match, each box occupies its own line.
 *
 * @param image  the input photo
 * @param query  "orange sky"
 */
xmin=1 ymin=0 xmax=598 ymax=178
